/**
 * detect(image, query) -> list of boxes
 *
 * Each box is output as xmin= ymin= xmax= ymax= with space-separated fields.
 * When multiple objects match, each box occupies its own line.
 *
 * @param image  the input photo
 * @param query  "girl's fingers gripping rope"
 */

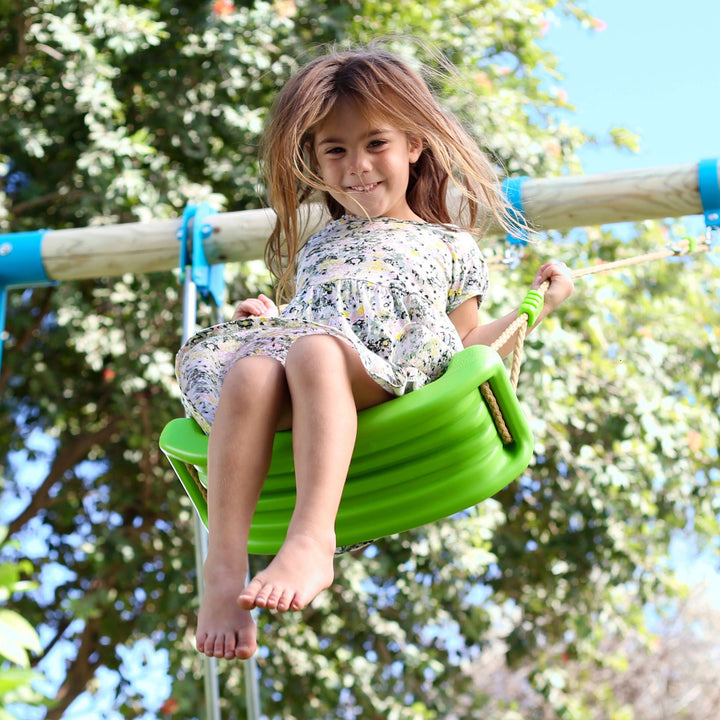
xmin=533 ymin=261 xmax=574 ymax=312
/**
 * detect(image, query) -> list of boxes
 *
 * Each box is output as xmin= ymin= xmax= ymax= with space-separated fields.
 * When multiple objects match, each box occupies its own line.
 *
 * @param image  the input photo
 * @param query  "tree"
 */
xmin=3 ymin=1 xmax=718 ymax=719
xmin=471 ymin=223 xmax=720 ymax=719
xmin=0 ymin=527 xmax=44 ymax=718
xmin=470 ymin=583 xmax=720 ymax=720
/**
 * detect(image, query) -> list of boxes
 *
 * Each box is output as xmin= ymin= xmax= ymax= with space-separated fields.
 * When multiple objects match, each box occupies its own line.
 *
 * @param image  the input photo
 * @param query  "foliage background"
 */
xmin=1 ymin=1 xmax=719 ymax=719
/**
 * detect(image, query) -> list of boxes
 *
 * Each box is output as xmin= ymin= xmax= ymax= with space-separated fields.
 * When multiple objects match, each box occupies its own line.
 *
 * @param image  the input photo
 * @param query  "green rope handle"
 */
xmin=518 ymin=288 xmax=545 ymax=326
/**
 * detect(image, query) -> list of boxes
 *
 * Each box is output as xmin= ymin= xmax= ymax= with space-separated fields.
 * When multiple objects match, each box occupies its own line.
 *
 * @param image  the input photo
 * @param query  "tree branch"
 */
xmin=0 ymin=286 xmax=56 ymax=394
xmin=31 ymin=616 xmax=73 ymax=668
xmin=6 ymin=421 xmax=120 ymax=536
xmin=45 ymin=616 xmax=103 ymax=720
xmin=10 ymin=190 xmax=102 ymax=217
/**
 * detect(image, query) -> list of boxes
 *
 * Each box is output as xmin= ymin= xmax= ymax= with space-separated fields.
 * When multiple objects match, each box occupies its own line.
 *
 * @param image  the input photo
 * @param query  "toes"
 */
xmin=263 ymin=584 xmax=285 ymax=610
xmin=253 ymin=583 xmax=273 ymax=609
xmin=237 ymin=578 xmax=263 ymax=610
xmin=200 ymin=632 xmax=248 ymax=660
xmin=275 ymin=588 xmax=295 ymax=612
xmin=238 ymin=562 xmax=323 ymax=613
xmin=235 ymin=639 xmax=256 ymax=660
xmin=200 ymin=631 xmax=231 ymax=659
xmin=196 ymin=632 xmax=208 ymax=654
xmin=198 ymin=632 xmax=216 ymax=657
xmin=222 ymin=635 xmax=238 ymax=660
xmin=211 ymin=633 xmax=228 ymax=658
xmin=239 ymin=577 xmax=278 ymax=609
xmin=289 ymin=593 xmax=304 ymax=611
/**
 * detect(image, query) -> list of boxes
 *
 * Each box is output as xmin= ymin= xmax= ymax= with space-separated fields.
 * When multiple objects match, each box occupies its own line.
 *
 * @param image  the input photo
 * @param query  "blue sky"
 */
xmin=543 ymin=0 xmax=720 ymax=596
xmin=543 ymin=0 xmax=718 ymax=175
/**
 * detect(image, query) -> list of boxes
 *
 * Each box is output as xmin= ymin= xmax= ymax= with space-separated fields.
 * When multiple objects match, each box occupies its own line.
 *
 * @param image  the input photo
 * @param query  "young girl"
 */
xmin=176 ymin=46 xmax=573 ymax=660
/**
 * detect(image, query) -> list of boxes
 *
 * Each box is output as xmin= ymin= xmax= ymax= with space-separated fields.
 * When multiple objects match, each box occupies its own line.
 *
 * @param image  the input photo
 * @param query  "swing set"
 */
xmin=1 ymin=159 xmax=718 ymax=720
xmin=0 ymin=161 xmax=718 ymax=550
xmin=158 ymin=160 xmax=720 ymax=554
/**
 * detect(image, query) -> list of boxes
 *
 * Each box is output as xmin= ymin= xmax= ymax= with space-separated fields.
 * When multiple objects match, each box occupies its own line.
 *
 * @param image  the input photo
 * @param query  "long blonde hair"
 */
xmin=260 ymin=46 xmax=519 ymax=301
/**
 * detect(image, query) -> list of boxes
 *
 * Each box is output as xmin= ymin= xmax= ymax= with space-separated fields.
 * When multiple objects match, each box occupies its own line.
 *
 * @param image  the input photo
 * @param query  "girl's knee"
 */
xmin=285 ymin=334 xmax=348 ymax=373
xmin=217 ymin=356 xmax=292 ymax=430
xmin=285 ymin=334 xmax=390 ymax=410
xmin=223 ymin=355 xmax=287 ymax=400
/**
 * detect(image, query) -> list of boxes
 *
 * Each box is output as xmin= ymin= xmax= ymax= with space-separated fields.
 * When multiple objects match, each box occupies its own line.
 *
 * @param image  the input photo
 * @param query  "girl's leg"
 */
xmin=238 ymin=335 xmax=391 ymax=613
xmin=196 ymin=355 xmax=291 ymax=660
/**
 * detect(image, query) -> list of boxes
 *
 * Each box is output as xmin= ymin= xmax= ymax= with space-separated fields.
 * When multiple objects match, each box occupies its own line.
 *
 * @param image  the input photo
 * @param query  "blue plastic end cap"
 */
xmin=502 ymin=176 xmax=530 ymax=245
xmin=699 ymin=158 xmax=720 ymax=229
xmin=0 ymin=230 xmax=51 ymax=289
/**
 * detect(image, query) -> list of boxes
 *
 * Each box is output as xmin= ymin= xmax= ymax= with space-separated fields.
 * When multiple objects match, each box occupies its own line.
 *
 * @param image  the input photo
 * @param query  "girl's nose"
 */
xmin=350 ymin=150 xmax=373 ymax=175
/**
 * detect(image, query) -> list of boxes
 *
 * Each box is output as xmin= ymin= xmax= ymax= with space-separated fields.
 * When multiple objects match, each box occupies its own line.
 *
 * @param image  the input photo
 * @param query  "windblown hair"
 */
xmin=260 ymin=46 xmax=519 ymax=301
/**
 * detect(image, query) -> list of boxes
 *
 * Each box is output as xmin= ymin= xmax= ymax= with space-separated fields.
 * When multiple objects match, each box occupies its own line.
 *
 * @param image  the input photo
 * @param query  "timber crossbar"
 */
xmin=0 ymin=160 xmax=717 ymax=287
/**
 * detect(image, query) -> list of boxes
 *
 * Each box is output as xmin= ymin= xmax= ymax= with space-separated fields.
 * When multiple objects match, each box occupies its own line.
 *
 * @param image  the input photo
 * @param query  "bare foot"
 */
xmin=237 ymin=532 xmax=335 ymax=612
xmin=197 ymin=559 xmax=257 ymax=660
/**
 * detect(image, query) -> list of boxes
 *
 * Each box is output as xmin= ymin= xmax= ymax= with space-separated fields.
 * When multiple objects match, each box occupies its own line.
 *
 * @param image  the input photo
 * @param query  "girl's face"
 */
xmin=312 ymin=99 xmax=423 ymax=221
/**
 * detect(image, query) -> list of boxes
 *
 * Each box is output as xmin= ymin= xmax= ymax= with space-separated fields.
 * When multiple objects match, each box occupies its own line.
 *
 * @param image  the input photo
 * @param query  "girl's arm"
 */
xmin=232 ymin=293 xmax=279 ymax=320
xmin=450 ymin=261 xmax=574 ymax=358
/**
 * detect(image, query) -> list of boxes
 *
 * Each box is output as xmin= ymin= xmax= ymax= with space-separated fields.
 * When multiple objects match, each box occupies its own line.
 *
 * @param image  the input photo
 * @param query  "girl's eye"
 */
xmin=326 ymin=146 xmax=345 ymax=155
xmin=368 ymin=139 xmax=387 ymax=149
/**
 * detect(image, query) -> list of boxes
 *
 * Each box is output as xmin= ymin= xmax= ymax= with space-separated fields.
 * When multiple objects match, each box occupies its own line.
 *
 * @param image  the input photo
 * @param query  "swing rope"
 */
xmin=496 ymin=234 xmax=713 ymax=397
xmin=480 ymin=234 xmax=714 ymax=446
xmin=479 ymin=381 xmax=514 ymax=444
xmin=187 ymin=461 xmax=208 ymax=504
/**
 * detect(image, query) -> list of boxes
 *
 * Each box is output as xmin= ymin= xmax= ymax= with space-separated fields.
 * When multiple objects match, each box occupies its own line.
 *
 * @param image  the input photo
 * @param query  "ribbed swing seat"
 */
xmin=160 ymin=343 xmax=533 ymax=554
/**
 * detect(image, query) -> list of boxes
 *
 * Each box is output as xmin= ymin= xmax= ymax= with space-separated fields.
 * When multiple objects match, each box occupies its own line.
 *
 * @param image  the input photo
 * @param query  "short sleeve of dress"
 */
xmin=446 ymin=230 xmax=489 ymax=314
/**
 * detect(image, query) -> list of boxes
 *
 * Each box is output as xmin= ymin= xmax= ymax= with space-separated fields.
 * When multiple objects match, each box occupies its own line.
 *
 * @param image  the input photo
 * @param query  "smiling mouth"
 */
xmin=348 ymin=181 xmax=379 ymax=193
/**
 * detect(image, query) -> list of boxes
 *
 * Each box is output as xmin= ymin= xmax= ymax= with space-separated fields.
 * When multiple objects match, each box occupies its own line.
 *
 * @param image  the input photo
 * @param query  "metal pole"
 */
xmin=243 ymin=571 xmax=262 ymax=720
xmin=182 ymin=276 xmax=222 ymax=720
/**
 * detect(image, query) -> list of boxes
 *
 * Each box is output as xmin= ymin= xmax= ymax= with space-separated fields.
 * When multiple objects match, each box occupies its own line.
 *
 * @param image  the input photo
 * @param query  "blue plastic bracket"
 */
xmin=177 ymin=202 xmax=226 ymax=307
xmin=698 ymin=159 xmax=720 ymax=269
xmin=502 ymin=176 xmax=530 ymax=246
xmin=0 ymin=229 xmax=54 ymax=374
xmin=698 ymin=158 xmax=720 ymax=231
xmin=0 ymin=229 xmax=51 ymax=288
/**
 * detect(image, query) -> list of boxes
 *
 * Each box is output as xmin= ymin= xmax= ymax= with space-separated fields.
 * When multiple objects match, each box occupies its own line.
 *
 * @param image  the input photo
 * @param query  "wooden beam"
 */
xmin=29 ymin=161 xmax=715 ymax=282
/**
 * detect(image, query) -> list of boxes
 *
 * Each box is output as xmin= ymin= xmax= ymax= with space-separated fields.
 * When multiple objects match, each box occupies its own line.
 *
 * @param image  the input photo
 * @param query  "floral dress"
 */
xmin=176 ymin=215 xmax=489 ymax=433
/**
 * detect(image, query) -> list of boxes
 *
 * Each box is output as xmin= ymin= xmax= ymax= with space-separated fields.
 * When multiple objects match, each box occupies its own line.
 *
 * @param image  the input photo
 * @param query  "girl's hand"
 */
xmin=533 ymin=261 xmax=574 ymax=312
xmin=232 ymin=293 xmax=279 ymax=320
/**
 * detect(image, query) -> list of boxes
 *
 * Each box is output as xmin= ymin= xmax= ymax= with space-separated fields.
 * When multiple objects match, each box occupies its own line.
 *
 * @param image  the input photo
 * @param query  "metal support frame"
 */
xmin=180 ymin=275 xmax=222 ymax=720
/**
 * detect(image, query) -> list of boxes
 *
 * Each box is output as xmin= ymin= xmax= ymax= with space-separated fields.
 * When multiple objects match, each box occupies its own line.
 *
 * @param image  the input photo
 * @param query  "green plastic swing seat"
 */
xmin=159 ymin=344 xmax=533 ymax=554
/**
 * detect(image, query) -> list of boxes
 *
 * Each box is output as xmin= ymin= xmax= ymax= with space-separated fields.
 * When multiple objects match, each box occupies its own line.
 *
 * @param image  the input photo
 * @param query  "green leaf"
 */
xmin=0 ymin=563 xmax=19 ymax=591
xmin=0 ymin=610 xmax=41 ymax=667
xmin=0 ymin=667 xmax=40 ymax=695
